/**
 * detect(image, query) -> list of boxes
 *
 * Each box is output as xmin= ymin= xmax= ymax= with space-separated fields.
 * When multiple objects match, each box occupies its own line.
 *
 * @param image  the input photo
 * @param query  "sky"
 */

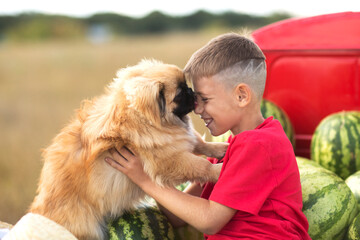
xmin=0 ymin=0 xmax=359 ymax=18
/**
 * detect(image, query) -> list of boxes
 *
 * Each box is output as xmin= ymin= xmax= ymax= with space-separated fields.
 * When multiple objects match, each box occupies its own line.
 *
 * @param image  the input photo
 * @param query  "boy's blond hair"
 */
xmin=184 ymin=33 xmax=267 ymax=100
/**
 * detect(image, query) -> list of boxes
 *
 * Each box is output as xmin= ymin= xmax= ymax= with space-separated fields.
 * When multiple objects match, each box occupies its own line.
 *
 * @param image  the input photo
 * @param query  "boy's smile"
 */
xmin=202 ymin=117 xmax=213 ymax=127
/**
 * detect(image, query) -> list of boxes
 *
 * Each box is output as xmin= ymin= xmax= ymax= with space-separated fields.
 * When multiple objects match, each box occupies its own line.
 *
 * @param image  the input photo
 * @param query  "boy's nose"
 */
xmin=194 ymin=100 xmax=203 ymax=114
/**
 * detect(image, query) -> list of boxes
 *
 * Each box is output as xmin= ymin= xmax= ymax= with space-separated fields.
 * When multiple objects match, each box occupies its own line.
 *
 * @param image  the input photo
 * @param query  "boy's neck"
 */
xmin=231 ymin=109 xmax=264 ymax=135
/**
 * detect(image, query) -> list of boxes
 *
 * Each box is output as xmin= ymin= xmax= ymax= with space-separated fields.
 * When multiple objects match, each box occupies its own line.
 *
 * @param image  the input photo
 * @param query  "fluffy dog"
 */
xmin=29 ymin=59 xmax=227 ymax=240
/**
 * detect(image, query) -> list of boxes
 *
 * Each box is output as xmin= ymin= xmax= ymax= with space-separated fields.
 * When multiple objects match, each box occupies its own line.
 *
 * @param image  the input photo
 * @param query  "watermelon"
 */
xmin=311 ymin=111 xmax=360 ymax=179
xmin=346 ymin=171 xmax=360 ymax=208
xmin=260 ymin=99 xmax=295 ymax=146
xmin=107 ymin=206 xmax=175 ymax=240
xmin=174 ymin=225 xmax=204 ymax=240
xmin=296 ymin=157 xmax=358 ymax=240
xmin=212 ymin=99 xmax=295 ymax=146
xmin=176 ymin=182 xmax=191 ymax=192
xmin=347 ymin=213 xmax=360 ymax=240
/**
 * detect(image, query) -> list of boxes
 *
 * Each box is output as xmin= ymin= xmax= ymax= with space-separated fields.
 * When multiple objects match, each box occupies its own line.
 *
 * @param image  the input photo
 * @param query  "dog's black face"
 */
xmin=172 ymin=82 xmax=195 ymax=119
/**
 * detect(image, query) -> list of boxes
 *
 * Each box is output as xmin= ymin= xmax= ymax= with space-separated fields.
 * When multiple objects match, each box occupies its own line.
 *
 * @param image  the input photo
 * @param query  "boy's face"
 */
xmin=192 ymin=76 xmax=242 ymax=136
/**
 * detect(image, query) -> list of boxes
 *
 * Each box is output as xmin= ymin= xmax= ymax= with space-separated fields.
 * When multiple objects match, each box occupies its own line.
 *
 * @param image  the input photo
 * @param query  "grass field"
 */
xmin=0 ymin=30 xmax=230 ymax=224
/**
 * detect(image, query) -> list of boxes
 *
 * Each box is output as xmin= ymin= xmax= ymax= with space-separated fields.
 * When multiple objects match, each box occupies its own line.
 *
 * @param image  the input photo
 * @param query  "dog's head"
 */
xmin=112 ymin=59 xmax=195 ymax=126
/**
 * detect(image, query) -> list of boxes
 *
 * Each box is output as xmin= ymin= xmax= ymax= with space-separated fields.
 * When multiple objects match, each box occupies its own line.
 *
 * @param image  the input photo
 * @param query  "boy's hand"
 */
xmin=105 ymin=147 xmax=151 ymax=186
xmin=105 ymin=148 xmax=236 ymax=235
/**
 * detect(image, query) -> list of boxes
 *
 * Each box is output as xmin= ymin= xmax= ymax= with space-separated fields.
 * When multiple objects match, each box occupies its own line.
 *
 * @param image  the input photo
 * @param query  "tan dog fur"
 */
xmin=29 ymin=59 xmax=227 ymax=239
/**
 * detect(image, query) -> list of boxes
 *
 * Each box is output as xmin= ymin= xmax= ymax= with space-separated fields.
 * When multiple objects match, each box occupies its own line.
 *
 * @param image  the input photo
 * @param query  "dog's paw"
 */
xmin=208 ymin=142 xmax=229 ymax=160
xmin=209 ymin=163 xmax=223 ymax=182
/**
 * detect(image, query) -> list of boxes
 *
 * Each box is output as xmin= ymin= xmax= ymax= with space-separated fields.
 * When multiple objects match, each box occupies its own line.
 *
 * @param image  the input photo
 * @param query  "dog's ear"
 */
xmin=81 ymin=95 xmax=121 ymax=141
xmin=158 ymin=87 xmax=166 ymax=118
xmin=123 ymin=77 xmax=165 ymax=125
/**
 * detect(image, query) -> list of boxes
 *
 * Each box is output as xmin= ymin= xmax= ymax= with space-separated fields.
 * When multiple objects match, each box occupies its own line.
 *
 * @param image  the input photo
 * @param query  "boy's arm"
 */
xmin=157 ymin=182 xmax=203 ymax=228
xmin=105 ymin=148 xmax=236 ymax=235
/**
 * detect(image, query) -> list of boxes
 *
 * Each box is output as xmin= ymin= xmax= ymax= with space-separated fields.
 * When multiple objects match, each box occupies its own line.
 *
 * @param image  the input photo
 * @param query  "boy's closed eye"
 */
xmin=195 ymin=93 xmax=210 ymax=103
xmin=201 ymin=97 xmax=209 ymax=102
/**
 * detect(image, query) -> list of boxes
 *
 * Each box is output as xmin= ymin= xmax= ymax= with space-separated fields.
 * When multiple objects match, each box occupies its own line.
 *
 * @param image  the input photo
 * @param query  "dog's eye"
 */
xmin=176 ymin=88 xmax=182 ymax=95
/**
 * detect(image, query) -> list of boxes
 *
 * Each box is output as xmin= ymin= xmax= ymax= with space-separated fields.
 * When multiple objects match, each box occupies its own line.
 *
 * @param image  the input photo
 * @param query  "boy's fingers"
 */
xmin=116 ymin=147 xmax=134 ymax=161
xmin=109 ymin=148 xmax=128 ymax=162
xmin=123 ymin=146 xmax=135 ymax=155
xmin=115 ymin=148 xmax=129 ymax=162
xmin=107 ymin=149 xmax=128 ymax=167
xmin=105 ymin=157 xmax=124 ymax=171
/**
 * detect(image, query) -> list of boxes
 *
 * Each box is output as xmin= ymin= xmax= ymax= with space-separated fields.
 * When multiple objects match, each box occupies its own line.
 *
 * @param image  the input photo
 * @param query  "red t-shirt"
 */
xmin=201 ymin=117 xmax=310 ymax=240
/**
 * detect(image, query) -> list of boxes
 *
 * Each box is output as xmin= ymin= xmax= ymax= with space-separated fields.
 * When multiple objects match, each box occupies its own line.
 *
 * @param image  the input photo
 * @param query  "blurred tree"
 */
xmin=265 ymin=12 xmax=293 ymax=24
xmin=0 ymin=15 xmax=17 ymax=40
xmin=5 ymin=13 xmax=86 ymax=41
xmin=0 ymin=11 xmax=292 ymax=42
xmin=86 ymin=13 xmax=133 ymax=34
xmin=137 ymin=11 xmax=173 ymax=33
xmin=181 ymin=10 xmax=216 ymax=29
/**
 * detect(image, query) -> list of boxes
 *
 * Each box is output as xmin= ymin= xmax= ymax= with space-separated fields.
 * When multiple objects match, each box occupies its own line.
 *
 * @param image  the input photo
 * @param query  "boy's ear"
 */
xmin=234 ymin=83 xmax=251 ymax=107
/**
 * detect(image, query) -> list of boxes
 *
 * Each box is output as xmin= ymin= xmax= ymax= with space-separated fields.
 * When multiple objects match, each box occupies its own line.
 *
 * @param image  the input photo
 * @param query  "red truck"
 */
xmin=252 ymin=12 xmax=360 ymax=158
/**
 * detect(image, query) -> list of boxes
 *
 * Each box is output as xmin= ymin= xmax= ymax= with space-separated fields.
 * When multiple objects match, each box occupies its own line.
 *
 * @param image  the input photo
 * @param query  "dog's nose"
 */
xmin=187 ymin=87 xmax=195 ymax=100
xmin=186 ymin=87 xmax=196 ymax=110
xmin=186 ymin=87 xmax=194 ymax=95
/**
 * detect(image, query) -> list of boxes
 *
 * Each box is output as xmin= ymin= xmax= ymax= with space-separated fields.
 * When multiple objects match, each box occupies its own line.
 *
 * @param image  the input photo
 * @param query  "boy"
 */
xmin=105 ymin=33 xmax=311 ymax=239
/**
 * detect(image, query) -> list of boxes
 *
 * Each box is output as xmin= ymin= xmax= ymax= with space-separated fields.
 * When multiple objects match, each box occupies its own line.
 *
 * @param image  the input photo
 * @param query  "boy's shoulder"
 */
xmin=231 ymin=118 xmax=289 ymax=149
xmin=236 ymin=117 xmax=284 ymax=140
xmin=229 ymin=118 xmax=295 ymax=162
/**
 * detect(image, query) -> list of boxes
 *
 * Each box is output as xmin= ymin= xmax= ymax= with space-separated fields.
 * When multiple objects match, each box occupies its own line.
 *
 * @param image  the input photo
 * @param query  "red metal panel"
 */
xmin=252 ymin=12 xmax=360 ymax=158
xmin=252 ymin=12 xmax=360 ymax=50
xmin=263 ymin=51 xmax=360 ymax=157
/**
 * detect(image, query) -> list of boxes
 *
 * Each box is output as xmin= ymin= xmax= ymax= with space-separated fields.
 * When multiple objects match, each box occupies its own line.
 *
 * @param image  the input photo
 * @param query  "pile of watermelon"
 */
xmin=297 ymin=157 xmax=358 ymax=240
xmin=308 ymin=111 xmax=360 ymax=240
xmin=106 ymin=104 xmax=360 ymax=240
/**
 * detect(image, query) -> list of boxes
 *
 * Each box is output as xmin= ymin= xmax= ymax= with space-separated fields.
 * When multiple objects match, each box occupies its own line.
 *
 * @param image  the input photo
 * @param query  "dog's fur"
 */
xmin=29 ymin=59 xmax=227 ymax=240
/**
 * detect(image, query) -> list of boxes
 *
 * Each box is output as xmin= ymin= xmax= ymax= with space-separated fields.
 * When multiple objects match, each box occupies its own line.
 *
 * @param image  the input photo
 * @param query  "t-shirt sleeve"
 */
xmin=209 ymin=136 xmax=277 ymax=215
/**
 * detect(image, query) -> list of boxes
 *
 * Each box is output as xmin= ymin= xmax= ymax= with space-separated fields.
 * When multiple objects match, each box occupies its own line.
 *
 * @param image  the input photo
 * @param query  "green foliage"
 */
xmin=2 ymin=13 xmax=86 ymax=41
xmin=86 ymin=12 xmax=134 ymax=34
xmin=0 ymin=10 xmax=292 ymax=42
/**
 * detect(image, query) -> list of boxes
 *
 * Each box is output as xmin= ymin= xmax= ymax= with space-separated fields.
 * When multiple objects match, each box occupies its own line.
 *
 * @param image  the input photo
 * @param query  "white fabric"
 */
xmin=2 ymin=213 xmax=77 ymax=240
xmin=0 ymin=229 xmax=10 ymax=239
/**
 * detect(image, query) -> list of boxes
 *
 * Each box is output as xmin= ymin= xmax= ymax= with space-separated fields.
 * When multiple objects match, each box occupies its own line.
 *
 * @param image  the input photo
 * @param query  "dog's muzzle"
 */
xmin=173 ymin=86 xmax=196 ymax=119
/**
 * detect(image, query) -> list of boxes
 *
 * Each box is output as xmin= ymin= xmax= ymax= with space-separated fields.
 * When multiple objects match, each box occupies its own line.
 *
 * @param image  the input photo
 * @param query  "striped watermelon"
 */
xmin=212 ymin=99 xmax=295 ymax=145
xmin=346 ymin=170 xmax=360 ymax=208
xmin=176 ymin=181 xmax=191 ymax=192
xmin=311 ymin=111 xmax=360 ymax=179
xmin=174 ymin=225 xmax=204 ymax=240
xmin=347 ymin=213 xmax=360 ymax=240
xmin=296 ymin=157 xmax=358 ymax=240
xmin=107 ymin=206 xmax=175 ymax=240
xmin=260 ymin=99 xmax=295 ymax=146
